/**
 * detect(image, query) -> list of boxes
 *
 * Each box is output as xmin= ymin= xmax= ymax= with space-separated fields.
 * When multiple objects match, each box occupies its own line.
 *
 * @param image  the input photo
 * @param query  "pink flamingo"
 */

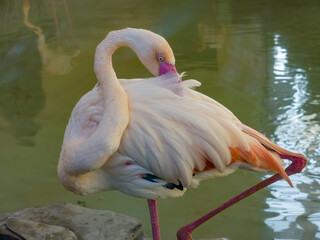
xmin=58 ymin=28 xmax=307 ymax=240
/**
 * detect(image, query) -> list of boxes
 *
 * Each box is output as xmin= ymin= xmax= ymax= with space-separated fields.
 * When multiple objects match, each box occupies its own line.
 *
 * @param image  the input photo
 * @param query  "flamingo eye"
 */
xmin=157 ymin=55 xmax=164 ymax=62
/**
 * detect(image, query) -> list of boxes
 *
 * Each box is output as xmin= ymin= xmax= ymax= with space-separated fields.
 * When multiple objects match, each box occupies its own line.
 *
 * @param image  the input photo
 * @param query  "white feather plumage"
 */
xmin=58 ymin=73 xmax=261 ymax=198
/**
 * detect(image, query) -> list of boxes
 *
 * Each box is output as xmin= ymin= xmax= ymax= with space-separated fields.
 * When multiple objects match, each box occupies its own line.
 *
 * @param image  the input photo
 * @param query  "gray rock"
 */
xmin=5 ymin=218 xmax=77 ymax=240
xmin=0 ymin=202 xmax=144 ymax=240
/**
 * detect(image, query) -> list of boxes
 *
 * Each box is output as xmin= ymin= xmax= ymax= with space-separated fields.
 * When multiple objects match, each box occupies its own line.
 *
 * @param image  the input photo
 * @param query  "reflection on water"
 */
xmin=22 ymin=0 xmax=80 ymax=76
xmin=0 ymin=20 xmax=44 ymax=145
xmin=192 ymin=1 xmax=226 ymax=51
xmin=0 ymin=0 xmax=81 ymax=146
xmin=0 ymin=0 xmax=319 ymax=239
xmin=264 ymin=11 xmax=320 ymax=239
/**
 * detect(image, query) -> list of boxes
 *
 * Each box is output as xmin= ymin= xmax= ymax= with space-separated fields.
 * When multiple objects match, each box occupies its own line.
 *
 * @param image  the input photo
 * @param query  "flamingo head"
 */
xmin=122 ymin=28 xmax=178 ymax=77
xmin=146 ymin=41 xmax=178 ymax=77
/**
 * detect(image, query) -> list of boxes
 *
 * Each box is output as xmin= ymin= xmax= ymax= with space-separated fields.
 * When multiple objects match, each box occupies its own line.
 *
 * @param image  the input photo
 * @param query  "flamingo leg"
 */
xmin=148 ymin=199 xmax=161 ymax=240
xmin=177 ymin=155 xmax=306 ymax=240
xmin=62 ymin=0 xmax=72 ymax=30
xmin=51 ymin=0 xmax=61 ymax=44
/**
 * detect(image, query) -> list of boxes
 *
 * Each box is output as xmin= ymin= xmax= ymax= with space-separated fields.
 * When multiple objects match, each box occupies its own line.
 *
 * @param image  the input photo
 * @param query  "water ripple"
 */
xmin=264 ymin=31 xmax=320 ymax=239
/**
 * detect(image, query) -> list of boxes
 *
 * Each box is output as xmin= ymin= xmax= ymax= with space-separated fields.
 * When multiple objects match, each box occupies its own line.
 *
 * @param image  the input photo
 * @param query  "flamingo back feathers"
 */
xmin=120 ymin=75 xmax=298 ymax=189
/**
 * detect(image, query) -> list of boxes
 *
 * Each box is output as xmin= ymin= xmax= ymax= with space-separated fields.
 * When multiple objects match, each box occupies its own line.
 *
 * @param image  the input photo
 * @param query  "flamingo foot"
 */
xmin=176 ymin=155 xmax=306 ymax=239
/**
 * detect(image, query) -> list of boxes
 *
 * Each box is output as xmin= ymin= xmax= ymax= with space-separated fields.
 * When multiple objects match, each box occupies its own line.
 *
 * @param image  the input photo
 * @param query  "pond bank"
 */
xmin=0 ymin=202 xmax=145 ymax=240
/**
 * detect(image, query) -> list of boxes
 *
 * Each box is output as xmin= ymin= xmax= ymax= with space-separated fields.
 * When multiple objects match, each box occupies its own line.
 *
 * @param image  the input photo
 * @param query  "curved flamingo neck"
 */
xmin=94 ymin=30 xmax=127 ymax=91
xmin=60 ymin=30 xmax=132 ymax=176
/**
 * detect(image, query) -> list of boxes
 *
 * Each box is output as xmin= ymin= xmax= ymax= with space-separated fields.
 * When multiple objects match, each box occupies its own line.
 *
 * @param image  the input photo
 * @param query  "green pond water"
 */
xmin=0 ymin=0 xmax=319 ymax=239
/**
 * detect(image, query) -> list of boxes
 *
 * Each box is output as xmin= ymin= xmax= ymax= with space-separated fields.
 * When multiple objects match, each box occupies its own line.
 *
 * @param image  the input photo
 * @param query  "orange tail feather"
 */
xmin=229 ymin=136 xmax=293 ymax=187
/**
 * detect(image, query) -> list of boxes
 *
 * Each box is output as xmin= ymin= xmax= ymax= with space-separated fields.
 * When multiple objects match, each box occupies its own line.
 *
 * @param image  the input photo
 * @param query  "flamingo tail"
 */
xmin=230 ymin=124 xmax=307 ymax=187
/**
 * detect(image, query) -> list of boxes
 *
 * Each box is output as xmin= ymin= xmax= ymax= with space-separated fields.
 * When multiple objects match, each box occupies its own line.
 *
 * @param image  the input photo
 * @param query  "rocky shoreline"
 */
xmin=0 ymin=202 xmax=146 ymax=240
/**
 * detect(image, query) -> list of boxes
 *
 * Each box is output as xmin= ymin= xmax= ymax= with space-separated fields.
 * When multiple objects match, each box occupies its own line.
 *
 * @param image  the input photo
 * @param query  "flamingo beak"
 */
xmin=159 ymin=61 xmax=181 ymax=82
xmin=159 ymin=61 xmax=178 ymax=76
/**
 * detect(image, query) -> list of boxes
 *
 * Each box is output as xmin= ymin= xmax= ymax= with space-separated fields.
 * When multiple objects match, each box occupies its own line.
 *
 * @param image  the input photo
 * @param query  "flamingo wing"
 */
xmin=110 ymin=74 xmax=290 ymax=193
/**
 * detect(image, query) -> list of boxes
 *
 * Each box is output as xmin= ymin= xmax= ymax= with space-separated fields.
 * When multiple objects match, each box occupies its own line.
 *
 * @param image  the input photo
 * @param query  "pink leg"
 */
xmin=148 ymin=199 xmax=161 ymax=240
xmin=177 ymin=155 xmax=306 ymax=240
